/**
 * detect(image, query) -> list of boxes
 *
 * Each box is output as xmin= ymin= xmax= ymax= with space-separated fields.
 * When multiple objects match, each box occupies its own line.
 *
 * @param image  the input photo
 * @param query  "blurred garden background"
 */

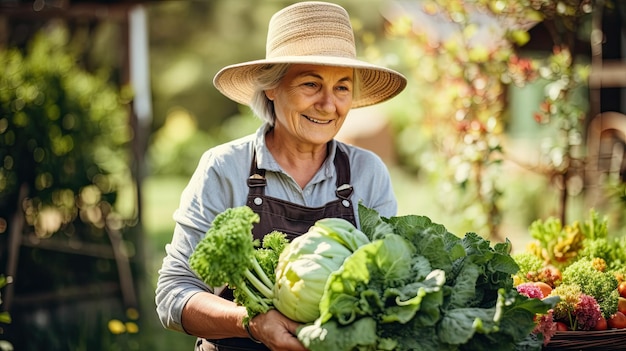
xmin=0 ymin=0 xmax=625 ymax=349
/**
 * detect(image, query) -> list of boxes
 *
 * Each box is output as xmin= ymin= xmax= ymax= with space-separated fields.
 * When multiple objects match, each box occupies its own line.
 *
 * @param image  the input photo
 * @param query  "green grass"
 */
xmin=140 ymin=175 xmax=196 ymax=350
xmin=142 ymin=176 xmax=189 ymax=265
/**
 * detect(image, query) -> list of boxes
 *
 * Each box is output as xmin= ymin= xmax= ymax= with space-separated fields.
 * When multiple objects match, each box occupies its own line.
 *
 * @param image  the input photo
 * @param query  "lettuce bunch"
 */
xmin=297 ymin=205 xmax=557 ymax=351
xmin=189 ymin=205 xmax=555 ymax=350
xmin=274 ymin=218 xmax=370 ymax=322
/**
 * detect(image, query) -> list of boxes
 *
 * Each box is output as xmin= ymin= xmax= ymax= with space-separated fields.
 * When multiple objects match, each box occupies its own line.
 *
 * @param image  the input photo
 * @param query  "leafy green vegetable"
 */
xmin=513 ymin=209 xmax=625 ymax=334
xmin=190 ymin=208 xmax=370 ymax=323
xmin=317 ymin=234 xmax=445 ymax=326
xmin=550 ymin=283 xmax=602 ymax=330
xmin=527 ymin=216 xmax=584 ymax=268
xmin=467 ymin=292 xmax=560 ymax=350
xmin=189 ymin=206 xmax=288 ymax=320
xmin=301 ymin=216 xmax=444 ymax=351
xmin=525 ymin=209 xmax=626 ymax=271
xmin=511 ymin=252 xmax=545 ymax=285
xmin=297 ymin=204 xmax=555 ymax=351
xmin=190 ymin=205 xmax=555 ymax=350
xmin=298 ymin=318 xmax=379 ymax=351
xmin=274 ymin=218 xmax=370 ymax=323
xmin=560 ymin=257 xmax=619 ymax=319
xmin=578 ymin=212 xmax=626 ymax=271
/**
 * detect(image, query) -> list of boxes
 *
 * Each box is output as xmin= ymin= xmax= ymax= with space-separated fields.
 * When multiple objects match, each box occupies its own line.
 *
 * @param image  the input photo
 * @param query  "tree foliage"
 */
xmin=0 ymin=23 xmax=133 ymax=238
xmin=384 ymin=0 xmax=623 ymax=239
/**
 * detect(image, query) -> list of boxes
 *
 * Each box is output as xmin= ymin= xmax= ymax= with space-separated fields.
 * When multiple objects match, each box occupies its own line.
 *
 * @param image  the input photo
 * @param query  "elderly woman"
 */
xmin=155 ymin=2 xmax=406 ymax=350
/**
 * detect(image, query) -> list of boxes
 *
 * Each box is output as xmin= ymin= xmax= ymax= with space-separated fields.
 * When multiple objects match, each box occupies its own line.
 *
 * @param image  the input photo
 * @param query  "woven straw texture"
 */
xmin=543 ymin=329 xmax=626 ymax=350
xmin=213 ymin=1 xmax=407 ymax=108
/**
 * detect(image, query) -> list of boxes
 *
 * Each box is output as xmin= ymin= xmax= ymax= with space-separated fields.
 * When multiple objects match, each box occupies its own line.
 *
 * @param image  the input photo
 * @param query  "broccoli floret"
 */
xmin=580 ymin=237 xmax=626 ymax=270
xmin=577 ymin=209 xmax=626 ymax=270
xmin=561 ymin=257 xmax=619 ymax=319
xmin=550 ymin=284 xmax=581 ymax=323
xmin=255 ymin=230 xmax=289 ymax=276
xmin=579 ymin=238 xmax=612 ymax=262
xmin=189 ymin=206 xmax=289 ymax=319
xmin=512 ymin=252 xmax=543 ymax=285
xmin=512 ymin=252 xmax=562 ymax=287
xmin=582 ymin=236 xmax=626 ymax=272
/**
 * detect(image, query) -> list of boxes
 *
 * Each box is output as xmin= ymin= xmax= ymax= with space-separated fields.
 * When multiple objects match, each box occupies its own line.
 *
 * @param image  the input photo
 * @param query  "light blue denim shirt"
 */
xmin=155 ymin=123 xmax=397 ymax=333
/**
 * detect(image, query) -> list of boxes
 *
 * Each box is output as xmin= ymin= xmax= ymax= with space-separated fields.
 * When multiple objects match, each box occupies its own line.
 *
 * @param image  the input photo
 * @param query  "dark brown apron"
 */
xmin=196 ymin=146 xmax=356 ymax=351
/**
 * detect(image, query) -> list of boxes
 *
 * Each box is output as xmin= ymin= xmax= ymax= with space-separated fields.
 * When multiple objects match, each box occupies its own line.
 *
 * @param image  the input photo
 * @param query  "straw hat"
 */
xmin=213 ymin=1 xmax=407 ymax=108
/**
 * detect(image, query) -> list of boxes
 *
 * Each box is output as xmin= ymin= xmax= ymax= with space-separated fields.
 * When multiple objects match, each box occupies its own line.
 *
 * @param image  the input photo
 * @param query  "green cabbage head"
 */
xmin=273 ymin=218 xmax=370 ymax=323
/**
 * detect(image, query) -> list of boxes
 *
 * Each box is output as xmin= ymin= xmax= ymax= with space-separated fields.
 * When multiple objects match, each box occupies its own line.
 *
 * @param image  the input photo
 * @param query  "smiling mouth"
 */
xmin=303 ymin=115 xmax=332 ymax=124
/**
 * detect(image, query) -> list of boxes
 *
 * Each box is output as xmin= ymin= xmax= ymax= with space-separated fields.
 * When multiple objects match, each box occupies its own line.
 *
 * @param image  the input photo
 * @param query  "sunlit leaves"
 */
xmin=531 ymin=47 xmax=590 ymax=182
xmin=0 ymin=24 xmax=133 ymax=237
xmin=385 ymin=0 xmax=600 ymax=236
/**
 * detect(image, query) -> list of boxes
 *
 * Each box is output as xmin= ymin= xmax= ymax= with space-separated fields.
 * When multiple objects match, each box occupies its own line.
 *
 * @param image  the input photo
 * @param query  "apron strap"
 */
xmin=333 ymin=147 xmax=353 ymax=200
xmin=247 ymin=143 xmax=352 ymax=198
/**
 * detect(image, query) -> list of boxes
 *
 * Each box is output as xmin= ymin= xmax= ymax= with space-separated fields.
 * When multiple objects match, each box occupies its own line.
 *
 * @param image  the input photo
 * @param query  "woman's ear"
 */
xmin=265 ymin=89 xmax=275 ymax=101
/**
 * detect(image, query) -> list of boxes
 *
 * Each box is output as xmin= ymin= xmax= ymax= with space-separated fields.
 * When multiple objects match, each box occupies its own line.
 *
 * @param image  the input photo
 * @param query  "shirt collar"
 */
xmin=253 ymin=123 xmax=338 ymax=180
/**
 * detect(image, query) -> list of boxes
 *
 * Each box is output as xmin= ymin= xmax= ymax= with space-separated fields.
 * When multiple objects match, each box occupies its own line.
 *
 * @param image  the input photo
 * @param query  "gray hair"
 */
xmin=250 ymin=64 xmax=361 ymax=126
xmin=250 ymin=64 xmax=291 ymax=125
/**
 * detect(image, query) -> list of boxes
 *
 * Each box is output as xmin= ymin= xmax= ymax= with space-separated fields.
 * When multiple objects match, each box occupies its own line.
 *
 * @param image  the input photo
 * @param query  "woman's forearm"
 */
xmin=181 ymin=291 xmax=249 ymax=339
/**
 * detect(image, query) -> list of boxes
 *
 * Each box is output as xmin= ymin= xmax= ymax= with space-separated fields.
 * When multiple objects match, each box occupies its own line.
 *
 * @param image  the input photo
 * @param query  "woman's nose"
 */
xmin=315 ymin=89 xmax=337 ymax=113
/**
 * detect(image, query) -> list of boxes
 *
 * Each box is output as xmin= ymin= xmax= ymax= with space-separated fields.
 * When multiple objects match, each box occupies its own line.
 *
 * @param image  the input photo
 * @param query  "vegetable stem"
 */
xmin=243 ymin=267 xmax=274 ymax=299
xmin=251 ymin=257 xmax=275 ymax=291
xmin=239 ymin=283 xmax=271 ymax=310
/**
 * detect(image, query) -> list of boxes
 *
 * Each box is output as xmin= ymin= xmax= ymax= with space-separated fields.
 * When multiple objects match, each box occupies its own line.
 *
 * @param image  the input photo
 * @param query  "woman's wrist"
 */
xmin=244 ymin=320 xmax=262 ymax=343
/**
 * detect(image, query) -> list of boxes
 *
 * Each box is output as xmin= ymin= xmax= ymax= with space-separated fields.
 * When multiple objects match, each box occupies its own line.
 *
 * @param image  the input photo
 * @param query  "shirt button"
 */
xmin=342 ymin=200 xmax=350 ymax=208
xmin=254 ymin=197 xmax=263 ymax=205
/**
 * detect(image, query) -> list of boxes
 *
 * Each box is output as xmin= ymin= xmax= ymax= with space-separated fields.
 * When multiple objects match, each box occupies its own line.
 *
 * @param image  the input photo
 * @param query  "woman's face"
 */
xmin=266 ymin=64 xmax=353 ymax=147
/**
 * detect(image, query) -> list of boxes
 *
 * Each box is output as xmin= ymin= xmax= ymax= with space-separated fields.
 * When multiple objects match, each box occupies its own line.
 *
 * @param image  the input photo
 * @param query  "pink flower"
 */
xmin=574 ymin=294 xmax=602 ymax=330
xmin=517 ymin=282 xmax=544 ymax=299
xmin=533 ymin=309 xmax=557 ymax=345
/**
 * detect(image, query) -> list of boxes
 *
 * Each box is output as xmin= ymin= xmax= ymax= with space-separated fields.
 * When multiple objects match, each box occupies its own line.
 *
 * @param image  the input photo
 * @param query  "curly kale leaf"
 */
xmin=189 ymin=206 xmax=288 ymax=319
xmin=299 ymin=204 xmax=553 ymax=351
xmin=447 ymin=233 xmax=518 ymax=309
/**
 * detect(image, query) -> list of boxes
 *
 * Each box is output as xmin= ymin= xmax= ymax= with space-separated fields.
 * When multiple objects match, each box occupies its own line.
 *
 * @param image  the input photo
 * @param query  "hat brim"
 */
xmin=213 ymin=56 xmax=407 ymax=109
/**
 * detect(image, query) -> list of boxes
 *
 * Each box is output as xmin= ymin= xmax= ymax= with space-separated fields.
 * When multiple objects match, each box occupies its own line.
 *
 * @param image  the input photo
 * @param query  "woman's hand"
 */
xmin=248 ymin=309 xmax=308 ymax=351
